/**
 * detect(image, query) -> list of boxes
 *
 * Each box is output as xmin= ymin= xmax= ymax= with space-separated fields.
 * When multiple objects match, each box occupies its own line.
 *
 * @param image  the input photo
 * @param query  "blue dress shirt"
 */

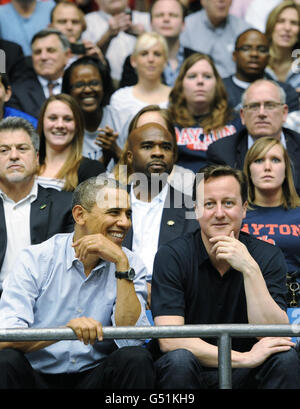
xmin=0 ymin=233 xmax=149 ymax=374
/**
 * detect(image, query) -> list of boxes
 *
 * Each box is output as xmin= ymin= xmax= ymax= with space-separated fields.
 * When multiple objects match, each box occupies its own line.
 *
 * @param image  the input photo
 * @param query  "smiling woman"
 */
xmin=62 ymin=56 xmax=129 ymax=169
xmin=265 ymin=1 xmax=300 ymax=92
xmin=37 ymin=93 xmax=105 ymax=191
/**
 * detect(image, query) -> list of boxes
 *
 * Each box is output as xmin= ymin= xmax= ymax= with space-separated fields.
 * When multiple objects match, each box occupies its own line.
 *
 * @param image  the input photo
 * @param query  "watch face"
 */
xmin=128 ymin=268 xmax=135 ymax=280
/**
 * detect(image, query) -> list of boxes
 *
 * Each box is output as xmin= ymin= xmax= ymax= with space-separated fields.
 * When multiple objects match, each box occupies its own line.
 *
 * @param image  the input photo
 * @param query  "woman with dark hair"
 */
xmin=62 ymin=55 xmax=130 ymax=169
xmin=37 ymin=93 xmax=105 ymax=191
xmin=265 ymin=0 xmax=300 ymax=92
xmin=168 ymin=53 xmax=242 ymax=173
xmin=241 ymin=136 xmax=300 ymax=280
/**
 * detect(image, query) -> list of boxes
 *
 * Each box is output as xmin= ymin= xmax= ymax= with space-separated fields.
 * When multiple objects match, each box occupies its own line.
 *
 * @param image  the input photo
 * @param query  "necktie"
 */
xmin=47 ymin=81 xmax=58 ymax=96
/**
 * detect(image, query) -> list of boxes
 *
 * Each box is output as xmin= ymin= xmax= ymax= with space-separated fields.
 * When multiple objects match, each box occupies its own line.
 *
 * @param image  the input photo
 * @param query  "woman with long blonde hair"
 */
xmin=37 ymin=93 xmax=105 ymax=191
xmin=265 ymin=0 xmax=300 ymax=92
xmin=110 ymin=32 xmax=171 ymax=117
xmin=168 ymin=53 xmax=242 ymax=172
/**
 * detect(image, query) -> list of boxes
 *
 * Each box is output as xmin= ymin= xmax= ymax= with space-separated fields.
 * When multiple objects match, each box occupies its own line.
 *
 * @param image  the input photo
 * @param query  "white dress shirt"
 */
xmin=130 ymin=183 xmax=168 ymax=281
xmin=38 ymin=76 xmax=62 ymax=98
xmin=0 ymin=181 xmax=38 ymax=286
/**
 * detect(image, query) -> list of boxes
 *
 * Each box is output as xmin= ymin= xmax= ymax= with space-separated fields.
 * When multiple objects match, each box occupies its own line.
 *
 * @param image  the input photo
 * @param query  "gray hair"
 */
xmin=72 ymin=175 xmax=128 ymax=211
xmin=31 ymin=28 xmax=70 ymax=52
xmin=0 ymin=117 xmax=40 ymax=151
xmin=241 ymin=79 xmax=286 ymax=107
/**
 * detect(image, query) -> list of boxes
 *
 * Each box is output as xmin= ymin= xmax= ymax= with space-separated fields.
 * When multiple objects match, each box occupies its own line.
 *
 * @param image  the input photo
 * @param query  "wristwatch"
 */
xmin=115 ymin=268 xmax=135 ymax=281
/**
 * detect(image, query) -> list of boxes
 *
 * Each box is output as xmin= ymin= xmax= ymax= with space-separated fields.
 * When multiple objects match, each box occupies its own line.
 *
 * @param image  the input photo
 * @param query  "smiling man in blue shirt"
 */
xmin=0 ymin=176 xmax=154 ymax=389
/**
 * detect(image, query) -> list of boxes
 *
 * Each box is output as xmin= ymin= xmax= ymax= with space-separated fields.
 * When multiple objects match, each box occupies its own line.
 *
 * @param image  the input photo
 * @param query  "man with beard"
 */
xmin=122 ymin=122 xmax=199 ymax=307
xmin=0 ymin=0 xmax=55 ymax=56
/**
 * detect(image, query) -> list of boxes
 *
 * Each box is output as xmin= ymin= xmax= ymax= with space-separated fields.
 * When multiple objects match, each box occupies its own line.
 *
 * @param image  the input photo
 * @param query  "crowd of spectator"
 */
xmin=0 ymin=0 xmax=299 ymax=390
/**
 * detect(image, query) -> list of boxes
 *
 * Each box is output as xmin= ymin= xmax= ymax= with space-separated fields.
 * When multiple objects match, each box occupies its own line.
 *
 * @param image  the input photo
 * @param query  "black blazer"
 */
xmin=0 ymin=39 xmax=33 ymax=83
xmin=222 ymin=75 xmax=300 ymax=113
xmin=119 ymin=47 xmax=197 ymax=88
xmin=8 ymin=73 xmax=47 ymax=119
xmin=207 ymin=127 xmax=300 ymax=195
xmin=123 ymin=185 xmax=199 ymax=250
xmin=0 ymin=185 xmax=74 ymax=270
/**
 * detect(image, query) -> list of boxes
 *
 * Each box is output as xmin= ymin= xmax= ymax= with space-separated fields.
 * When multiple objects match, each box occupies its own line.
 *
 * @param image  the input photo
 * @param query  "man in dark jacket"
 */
xmin=7 ymin=29 xmax=70 ymax=119
xmin=0 ymin=117 xmax=74 ymax=291
xmin=222 ymin=28 xmax=299 ymax=113
xmin=207 ymin=79 xmax=300 ymax=195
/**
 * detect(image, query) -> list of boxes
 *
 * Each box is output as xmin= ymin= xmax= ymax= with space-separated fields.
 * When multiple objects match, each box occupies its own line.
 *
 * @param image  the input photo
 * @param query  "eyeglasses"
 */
xmin=70 ymin=80 xmax=102 ymax=90
xmin=243 ymin=101 xmax=284 ymax=112
xmin=236 ymin=45 xmax=269 ymax=54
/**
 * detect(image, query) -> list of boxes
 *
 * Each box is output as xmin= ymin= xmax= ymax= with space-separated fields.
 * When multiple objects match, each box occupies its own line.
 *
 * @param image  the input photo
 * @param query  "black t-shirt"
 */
xmin=151 ymin=229 xmax=288 ymax=352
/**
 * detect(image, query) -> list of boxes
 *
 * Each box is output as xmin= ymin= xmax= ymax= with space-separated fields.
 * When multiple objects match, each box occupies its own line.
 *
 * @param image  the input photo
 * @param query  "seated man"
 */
xmin=49 ymin=1 xmax=107 ymax=65
xmin=0 ymin=117 xmax=74 ymax=293
xmin=222 ymin=28 xmax=299 ymax=113
xmin=121 ymin=121 xmax=199 ymax=304
xmin=180 ymin=0 xmax=251 ymax=78
xmin=82 ymin=0 xmax=150 ymax=85
xmin=8 ymin=29 xmax=71 ymax=119
xmin=151 ymin=164 xmax=300 ymax=389
xmin=0 ymin=176 xmax=154 ymax=389
xmin=0 ymin=0 xmax=55 ymax=56
xmin=207 ymin=79 xmax=300 ymax=195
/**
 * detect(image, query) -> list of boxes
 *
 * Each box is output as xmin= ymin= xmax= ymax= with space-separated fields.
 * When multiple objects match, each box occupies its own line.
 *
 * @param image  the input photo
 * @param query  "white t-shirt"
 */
xmin=82 ymin=105 xmax=131 ymax=172
xmin=110 ymin=86 xmax=169 ymax=118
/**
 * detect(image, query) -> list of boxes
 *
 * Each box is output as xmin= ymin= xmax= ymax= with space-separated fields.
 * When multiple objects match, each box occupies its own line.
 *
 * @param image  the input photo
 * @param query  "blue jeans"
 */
xmin=154 ymin=347 xmax=300 ymax=389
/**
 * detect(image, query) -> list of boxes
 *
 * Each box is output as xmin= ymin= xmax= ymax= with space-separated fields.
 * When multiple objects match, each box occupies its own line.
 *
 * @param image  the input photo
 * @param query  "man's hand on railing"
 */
xmin=66 ymin=317 xmax=103 ymax=345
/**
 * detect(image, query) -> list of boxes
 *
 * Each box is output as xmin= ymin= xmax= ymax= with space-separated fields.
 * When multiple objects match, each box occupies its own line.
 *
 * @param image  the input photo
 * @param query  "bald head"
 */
xmin=127 ymin=122 xmax=176 ymax=178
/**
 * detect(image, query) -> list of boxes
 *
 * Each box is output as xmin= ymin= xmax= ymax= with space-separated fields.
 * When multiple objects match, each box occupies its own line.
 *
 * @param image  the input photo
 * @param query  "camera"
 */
xmin=124 ymin=7 xmax=132 ymax=21
xmin=70 ymin=42 xmax=86 ymax=55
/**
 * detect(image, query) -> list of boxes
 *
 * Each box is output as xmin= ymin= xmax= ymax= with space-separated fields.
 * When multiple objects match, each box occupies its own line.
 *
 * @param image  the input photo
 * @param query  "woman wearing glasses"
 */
xmin=168 ymin=53 xmax=242 ymax=173
xmin=265 ymin=1 xmax=300 ymax=93
xmin=241 ymin=136 xmax=300 ymax=297
xmin=62 ymin=56 xmax=130 ymax=169
xmin=37 ymin=93 xmax=105 ymax=191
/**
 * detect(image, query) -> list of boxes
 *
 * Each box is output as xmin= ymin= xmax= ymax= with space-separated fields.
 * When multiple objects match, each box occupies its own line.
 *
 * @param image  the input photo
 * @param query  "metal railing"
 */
xmin=1 ymin=324 xmax=300 ymax=389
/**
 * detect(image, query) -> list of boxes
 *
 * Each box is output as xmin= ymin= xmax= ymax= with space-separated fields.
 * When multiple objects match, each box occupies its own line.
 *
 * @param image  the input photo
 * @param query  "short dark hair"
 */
xmin=192 ymin=164 xmax=248 ymax=203
xmin=234 ymin=28 xmax=268 ymax=51
xmin=31 ymin=28 xmax=70 ymax=51
xmin=150 ymin=0 xmax=187 ymax=20
xmin=72 ymin=176 xmax=128 ymax=211
xmin=0 ymin=117 xmax=40 ymax=151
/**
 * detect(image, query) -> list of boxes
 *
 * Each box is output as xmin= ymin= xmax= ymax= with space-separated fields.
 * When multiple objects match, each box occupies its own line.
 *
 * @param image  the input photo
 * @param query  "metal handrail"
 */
xmin=0 ymin=324 xmax=299 ymax=389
